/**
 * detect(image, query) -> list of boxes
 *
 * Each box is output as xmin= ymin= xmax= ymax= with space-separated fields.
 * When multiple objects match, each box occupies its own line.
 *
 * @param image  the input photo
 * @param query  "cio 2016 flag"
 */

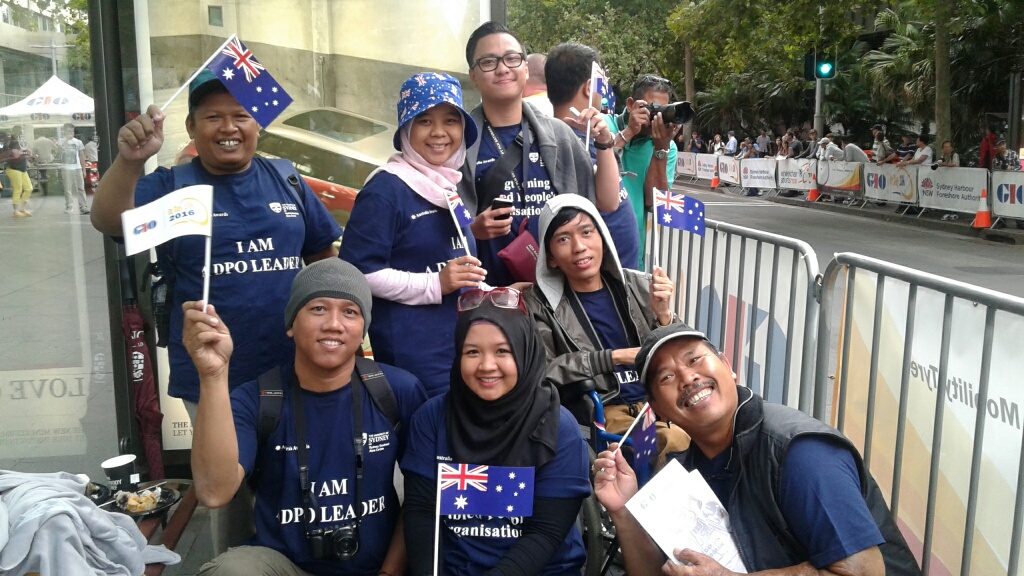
xmin=654 ymin=188 xmax=705 ymax=235
xmin=121 ymin=185 xmax=213 ymax=256
xmin=206 ymin=35 xmax=293 ymax=127
xmin=438 ymin=463 xmax=534 ymax=517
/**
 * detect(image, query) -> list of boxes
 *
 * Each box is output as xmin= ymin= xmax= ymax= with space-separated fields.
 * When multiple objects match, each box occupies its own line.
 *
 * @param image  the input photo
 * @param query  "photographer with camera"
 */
xmin=186 ymin=258 xmax=427 ymax=576
xmin=604 ymin=74 xmax=687 ymax=268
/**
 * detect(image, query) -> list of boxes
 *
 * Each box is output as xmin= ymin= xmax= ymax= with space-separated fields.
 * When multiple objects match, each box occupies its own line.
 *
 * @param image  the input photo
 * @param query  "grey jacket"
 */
xmin=523 ymin=195 xmax=664 ymax=402
xmin=459 ymin=102 xmax=596 ymax=214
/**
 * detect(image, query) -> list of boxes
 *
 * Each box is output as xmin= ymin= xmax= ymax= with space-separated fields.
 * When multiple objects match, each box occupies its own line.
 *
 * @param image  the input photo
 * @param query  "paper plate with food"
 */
xmin=113 ymin=486 xmax=181 ymax=518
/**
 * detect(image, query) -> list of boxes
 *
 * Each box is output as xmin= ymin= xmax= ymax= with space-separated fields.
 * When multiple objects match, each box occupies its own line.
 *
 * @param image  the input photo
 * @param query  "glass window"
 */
xmin=208 ymin=6 xmax=223 ymax=27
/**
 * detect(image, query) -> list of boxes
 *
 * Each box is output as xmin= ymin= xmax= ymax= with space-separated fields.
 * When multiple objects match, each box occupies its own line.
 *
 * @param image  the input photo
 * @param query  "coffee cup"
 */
xmin=101 ymin=454 xmax=140 ymax=492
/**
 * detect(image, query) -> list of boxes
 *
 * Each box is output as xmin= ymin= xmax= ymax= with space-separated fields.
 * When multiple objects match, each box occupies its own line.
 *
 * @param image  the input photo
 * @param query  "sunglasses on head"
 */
xmin=457 ymin=287 xmax=527 ymax=315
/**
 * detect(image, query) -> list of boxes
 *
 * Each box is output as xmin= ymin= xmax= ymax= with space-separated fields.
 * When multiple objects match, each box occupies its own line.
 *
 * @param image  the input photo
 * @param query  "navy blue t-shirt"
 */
xmin=135 ymin=158 xmax=342 ymax=402
xmin=575 ymin=287 xmax=643 ymax=404
xmin=401 ymin=396 xmax=591 ymax=576
xmin=688 ymin=436 xmax=884 ymax=569
xmin=339 ymin=171 xmax=476 ymax=397
xmin=475 ymin=124 xmax=555 ymax=286
xmin=578 ymin=128 xmax=639 ymax=271
xmin=233 ymin=364 xmax=427 ymax=576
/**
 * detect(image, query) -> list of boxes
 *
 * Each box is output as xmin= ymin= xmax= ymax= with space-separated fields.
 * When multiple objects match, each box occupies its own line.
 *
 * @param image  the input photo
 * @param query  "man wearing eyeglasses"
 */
xmin=591 ymin=325 xmax=922 ymax=576
xmin=603 ymin=75 xmax=681 ymax=268
xmin=461 ymin=21 xmax=614 ymax=287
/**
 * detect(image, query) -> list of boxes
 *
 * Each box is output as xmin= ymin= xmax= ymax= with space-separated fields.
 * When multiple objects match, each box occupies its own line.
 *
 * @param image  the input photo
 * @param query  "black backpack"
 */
xmin=249 ymin=357 xmax=401 ymax=486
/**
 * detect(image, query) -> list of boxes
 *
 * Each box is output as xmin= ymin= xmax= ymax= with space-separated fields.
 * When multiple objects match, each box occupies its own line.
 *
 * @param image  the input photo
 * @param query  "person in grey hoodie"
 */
xmin=523 ymin=195 xmax=690 ymax=467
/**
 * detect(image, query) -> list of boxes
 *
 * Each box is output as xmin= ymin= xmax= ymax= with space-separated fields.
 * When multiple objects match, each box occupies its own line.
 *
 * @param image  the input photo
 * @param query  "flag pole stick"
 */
xmin=651 ymin=188 xmax=661 ymax=270
xmin=433 ymin=463 xmax=443 ymax=576
xmin=585 ymin=71 xmax=596 ymax=154
xmin=161 ymin=35 xmax=236 ymax=111
xmin=611 ymin=402 xmax=650 ymax=457
xmin=201 ymin=236 xmax=212 ymax=313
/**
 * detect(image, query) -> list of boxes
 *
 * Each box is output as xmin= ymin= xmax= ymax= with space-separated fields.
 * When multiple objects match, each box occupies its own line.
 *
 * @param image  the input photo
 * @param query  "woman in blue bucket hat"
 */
xmin=340 ymin=73 xmax=487 ymax=397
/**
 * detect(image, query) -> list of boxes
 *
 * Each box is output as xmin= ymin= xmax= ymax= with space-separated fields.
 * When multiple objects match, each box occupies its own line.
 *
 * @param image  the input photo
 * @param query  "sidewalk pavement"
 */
xmin=678 ymin=180 xmax=1024 ymax=246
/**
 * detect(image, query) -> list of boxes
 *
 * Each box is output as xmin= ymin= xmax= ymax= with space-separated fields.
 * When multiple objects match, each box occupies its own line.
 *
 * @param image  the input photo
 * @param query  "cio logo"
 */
xmin=167 ymin=197 xmax=211 ymax=226
xmin=133 ymin=220 xmax=158 ymax=235
xmin=269 ymin=202 xmax=283 ymax=213
xmin=996 ymin=183 xmax=1024 ymax=204
xmin=866 ymin=173 xmax=887 ymax=189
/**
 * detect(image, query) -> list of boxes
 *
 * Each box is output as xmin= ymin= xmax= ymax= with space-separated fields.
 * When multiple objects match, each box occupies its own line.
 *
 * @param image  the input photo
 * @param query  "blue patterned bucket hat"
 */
xmin=394 ymin=72 xmax=478 ymax=151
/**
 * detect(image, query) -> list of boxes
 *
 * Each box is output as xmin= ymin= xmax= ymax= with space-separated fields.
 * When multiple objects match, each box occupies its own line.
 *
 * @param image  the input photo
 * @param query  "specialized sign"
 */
xmin=718 ymin=156 xmax=740 ymax=184
xmin=776 ymin=158 xmax=817 ymax=191
xmin=677 ymin=152 xmax=697 ymax=176
xmin=739 ymin=158 xmax=777 ymax=189
xmin=990 ymin=171 xmax=1024 ymax=220
xmin=917 ymin=166 xmax=987 ymax=214
xmin=862 ymin=163 xmax=918 ymax=203
xmin=695 ymin=154 xmax=718 ymax=180
xmin=817 ymin=160 xmax=862 ymax=198
xmin=843 ymin=272 xmax=1024 ymax=575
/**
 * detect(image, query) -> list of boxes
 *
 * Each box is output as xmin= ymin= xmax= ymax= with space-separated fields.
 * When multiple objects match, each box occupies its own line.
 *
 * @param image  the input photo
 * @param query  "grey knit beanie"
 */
xmin=284 ymin=258 xmax=371 ymax=335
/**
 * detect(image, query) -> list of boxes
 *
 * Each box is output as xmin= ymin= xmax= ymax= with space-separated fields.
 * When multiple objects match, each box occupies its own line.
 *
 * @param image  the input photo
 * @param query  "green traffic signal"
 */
xmin=815 ymin=56 xmax=836 ymax=79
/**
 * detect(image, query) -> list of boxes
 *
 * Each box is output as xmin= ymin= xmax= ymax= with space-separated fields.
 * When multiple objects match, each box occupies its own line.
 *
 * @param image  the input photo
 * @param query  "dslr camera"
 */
xmin=622 ymin=101 xmax=694 ymax=126
xmin=307 ymin=524 xmax=359 ymax=560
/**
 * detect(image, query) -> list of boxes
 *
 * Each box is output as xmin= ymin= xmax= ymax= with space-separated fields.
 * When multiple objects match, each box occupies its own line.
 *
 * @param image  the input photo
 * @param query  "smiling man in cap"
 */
xmin=92 ymin=70 xmax=341 ymax=413
xmin=592 ymin=324 xmax=921 ymax=576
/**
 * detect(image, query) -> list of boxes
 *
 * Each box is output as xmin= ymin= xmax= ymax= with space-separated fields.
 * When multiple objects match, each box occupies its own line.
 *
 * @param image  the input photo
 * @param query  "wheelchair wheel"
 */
xmin=578 ymin=494 xmax=606 ymax=576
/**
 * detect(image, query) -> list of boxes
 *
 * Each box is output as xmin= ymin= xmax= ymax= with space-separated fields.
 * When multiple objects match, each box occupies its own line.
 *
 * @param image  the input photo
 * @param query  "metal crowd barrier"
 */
xmin=814 ymin=252 xmax=1024 ymax=576
xmin=652 ymin=218 xmax=820 ymax=412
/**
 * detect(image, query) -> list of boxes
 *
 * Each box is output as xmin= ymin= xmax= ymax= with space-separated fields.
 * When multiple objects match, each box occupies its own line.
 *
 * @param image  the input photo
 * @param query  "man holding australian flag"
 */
xmin=90 ymin=35 xmax=341 ymax=553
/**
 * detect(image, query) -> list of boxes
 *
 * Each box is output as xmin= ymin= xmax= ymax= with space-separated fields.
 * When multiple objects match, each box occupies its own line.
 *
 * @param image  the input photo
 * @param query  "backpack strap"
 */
xmin=354 ymin=356 xmax=401 ymax=435
xmin=250 ymin=365 xmax=286 ymax=488
xmin=266 ymin=157 xmax=307 ymax=216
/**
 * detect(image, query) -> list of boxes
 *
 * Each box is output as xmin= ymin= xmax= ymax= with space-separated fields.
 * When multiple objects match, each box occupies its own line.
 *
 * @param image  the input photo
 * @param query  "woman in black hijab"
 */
xmin=401 ymin=289 xmax=591 ymax=576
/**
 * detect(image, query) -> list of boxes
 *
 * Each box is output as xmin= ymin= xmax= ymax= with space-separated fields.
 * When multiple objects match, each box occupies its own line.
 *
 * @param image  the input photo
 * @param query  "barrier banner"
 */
xmin=843 ymin=271 xmax=1024 ymax=574
xmin=863 ymin=163 xmax=918 ymax=203
xmin=776 ymin=158 xmax=817 ymax=191
xmin=990 ymin=170 xmax=1024 ymax=219
xmin=718 ymin=155 xmax=740 ymax=184
xmin=677 ymin=152 xmax=697 ymax=176
xmin=696 ymin=154 xmax=718 ymax=180
xmin=917 ymin=166 xmax=987 ymax=214
xmin=740 ymin=158 xmax=777 ymax=189
xmin=817 ymin=160 xmax=863 ymax=198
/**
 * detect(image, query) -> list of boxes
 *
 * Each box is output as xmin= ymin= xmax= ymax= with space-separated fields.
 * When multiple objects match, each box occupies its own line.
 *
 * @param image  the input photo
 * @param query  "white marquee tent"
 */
xmin=0 ymin=75 xmax=95 ymax=127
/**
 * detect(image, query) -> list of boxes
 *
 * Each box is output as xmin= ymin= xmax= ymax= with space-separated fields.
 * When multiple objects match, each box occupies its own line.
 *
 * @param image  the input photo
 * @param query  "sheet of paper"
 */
xmin=625 ymin=459 xmax=748 ymax=573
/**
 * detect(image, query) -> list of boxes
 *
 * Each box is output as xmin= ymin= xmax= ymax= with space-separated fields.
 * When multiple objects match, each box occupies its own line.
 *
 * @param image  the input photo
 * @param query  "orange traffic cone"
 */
xmin=710 ymin=170 xmax=720 ymax=189
xmin=807 ymin=185 xmax=820 ymax=202
xmin=972 ymin=188 xmax=992 ymax=228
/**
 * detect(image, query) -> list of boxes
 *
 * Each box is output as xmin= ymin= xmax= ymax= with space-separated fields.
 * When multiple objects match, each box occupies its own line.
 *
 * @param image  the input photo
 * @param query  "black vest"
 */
xmin=673 ymin=388 xmax=922 ymax=575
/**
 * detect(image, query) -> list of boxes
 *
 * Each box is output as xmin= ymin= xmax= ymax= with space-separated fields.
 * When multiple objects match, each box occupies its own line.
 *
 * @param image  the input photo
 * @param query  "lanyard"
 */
xmin=293 ymin=369 xmax=364 ymax=526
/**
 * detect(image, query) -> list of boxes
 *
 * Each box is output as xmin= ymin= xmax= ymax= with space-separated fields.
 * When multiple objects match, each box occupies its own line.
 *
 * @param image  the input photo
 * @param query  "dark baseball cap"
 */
xmin=188 ymin=69 xmax=227 ymax=113
xmin=635 ymin=323 xmax=709 ymax=385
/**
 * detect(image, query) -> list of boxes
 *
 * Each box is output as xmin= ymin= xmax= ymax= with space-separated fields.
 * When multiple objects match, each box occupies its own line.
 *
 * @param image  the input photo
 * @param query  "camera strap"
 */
xmin=293 ymin=367 xmax=364 ymax=528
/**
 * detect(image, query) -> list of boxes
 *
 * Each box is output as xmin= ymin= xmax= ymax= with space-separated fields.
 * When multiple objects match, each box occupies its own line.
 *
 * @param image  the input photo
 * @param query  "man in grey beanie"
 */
xmin=183 ymin=258 xmax=427 ymax=576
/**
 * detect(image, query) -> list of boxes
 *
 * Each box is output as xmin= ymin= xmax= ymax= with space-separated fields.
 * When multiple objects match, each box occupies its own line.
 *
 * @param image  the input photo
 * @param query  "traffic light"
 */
xmin=803 ymin=53 xmax=815 ymax=81
xmin=815 ymin=54 xmax=836 ymax=79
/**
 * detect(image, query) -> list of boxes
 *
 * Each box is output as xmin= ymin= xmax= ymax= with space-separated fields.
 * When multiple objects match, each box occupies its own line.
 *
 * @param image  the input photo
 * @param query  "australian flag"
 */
xmin=654 ymin=188 xmax=706 ymax=236
xmin=206 ymin=35 xmax=293 ymax=127
xmin=629 ymin=407 xmax=658 ymax=465
xmin=447 ymin=190 xmax=473 ymax=229
xmin=438 ymin=463 xmax=535 ymax=517
xmin=591 ymin=62 xmax=615 ymax=113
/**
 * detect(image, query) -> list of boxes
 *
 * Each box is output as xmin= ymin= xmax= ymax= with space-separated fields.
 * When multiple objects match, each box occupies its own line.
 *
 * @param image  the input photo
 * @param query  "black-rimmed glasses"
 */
xmin=457 ymin=287 xmax=528 ymax=314
xmin=472 ymin=53 xmax=526 ymax=73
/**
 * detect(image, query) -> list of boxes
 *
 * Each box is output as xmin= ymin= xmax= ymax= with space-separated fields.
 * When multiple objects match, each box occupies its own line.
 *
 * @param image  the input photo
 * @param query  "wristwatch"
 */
xmin=653 ymin=149 xmax=669 ymax=160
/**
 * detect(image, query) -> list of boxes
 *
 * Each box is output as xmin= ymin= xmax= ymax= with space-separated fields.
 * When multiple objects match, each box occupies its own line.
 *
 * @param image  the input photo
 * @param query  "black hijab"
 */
xmin=444 ymin=301 xmax=561 ymax=468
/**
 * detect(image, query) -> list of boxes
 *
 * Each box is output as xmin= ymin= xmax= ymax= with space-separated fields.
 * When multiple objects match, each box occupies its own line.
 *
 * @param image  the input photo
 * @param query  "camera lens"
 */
xmin=330 ymin=525 xmax=360 ymax=560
